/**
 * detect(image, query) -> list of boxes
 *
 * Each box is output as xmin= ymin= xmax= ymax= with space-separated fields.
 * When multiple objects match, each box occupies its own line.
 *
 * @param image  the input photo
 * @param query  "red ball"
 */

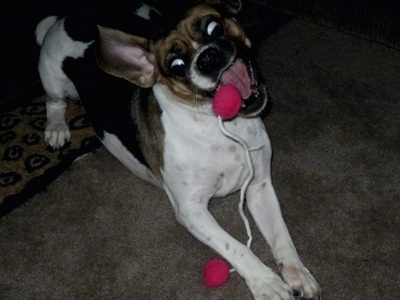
xmin=212 ymin=84 xmax=242 ymax=120
xmin=202 ymin=258 xmax=230 ymax=288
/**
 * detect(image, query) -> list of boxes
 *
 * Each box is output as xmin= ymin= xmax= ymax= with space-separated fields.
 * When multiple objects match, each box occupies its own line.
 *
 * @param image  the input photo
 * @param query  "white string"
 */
xmin=217 ymin=116 xmax=265 ymax=273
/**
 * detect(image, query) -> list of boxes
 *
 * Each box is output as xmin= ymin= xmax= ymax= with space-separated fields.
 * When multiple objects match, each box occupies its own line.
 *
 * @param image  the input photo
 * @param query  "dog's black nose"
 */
xmin=197 ymin=47 xmax=222 ymax=74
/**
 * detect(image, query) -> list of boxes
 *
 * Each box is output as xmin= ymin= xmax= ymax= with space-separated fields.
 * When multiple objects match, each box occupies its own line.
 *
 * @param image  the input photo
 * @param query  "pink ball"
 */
xmin=202 ymin=258 xmax=230 ymax=288
xmin=212 ymin=84 xmax=242 ymax=120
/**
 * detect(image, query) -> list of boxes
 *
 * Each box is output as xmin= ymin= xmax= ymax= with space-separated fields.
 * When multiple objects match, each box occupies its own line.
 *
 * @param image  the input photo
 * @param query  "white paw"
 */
xmin=247 ymin=270 xmax=295 ymax=300
xmin=280 ymin=263 xmax=322 ymax=299
xmin=45 ymin=122 xmax=70 ymax=149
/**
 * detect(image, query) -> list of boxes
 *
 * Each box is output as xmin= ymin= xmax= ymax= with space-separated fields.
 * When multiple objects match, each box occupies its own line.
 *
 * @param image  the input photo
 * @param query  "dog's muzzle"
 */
xmin=194 ymin=39 xmax=267 ymax=118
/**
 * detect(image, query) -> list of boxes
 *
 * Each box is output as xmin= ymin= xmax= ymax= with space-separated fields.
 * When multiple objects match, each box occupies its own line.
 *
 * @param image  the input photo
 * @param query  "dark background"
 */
xmin=0 ymin=3 xmax=80 ymax=107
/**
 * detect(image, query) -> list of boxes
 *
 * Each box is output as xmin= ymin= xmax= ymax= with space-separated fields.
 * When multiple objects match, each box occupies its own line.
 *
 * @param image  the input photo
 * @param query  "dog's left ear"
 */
xmin=205 ymin=0 xmax=242 ymax=14
xmin=96 ymin=25 xmax=156 ymax=88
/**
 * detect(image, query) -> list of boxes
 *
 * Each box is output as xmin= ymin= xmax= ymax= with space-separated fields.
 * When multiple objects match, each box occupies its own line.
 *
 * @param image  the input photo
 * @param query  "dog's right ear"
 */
xmin=96 ymin=25 xmax=156 ymax=88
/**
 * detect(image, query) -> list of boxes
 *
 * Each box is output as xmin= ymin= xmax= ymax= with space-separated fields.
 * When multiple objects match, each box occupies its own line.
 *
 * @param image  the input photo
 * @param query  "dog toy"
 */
xmin=203 ymin=258 xmax=230 ymax=288
xmin=212 ymin=84 xmax=242 ymax=120
xmin=202 ymin=116 xmax=265 ymax=289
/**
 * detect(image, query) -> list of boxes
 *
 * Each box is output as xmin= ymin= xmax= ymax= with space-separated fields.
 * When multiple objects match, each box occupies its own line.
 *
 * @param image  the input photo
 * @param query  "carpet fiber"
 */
xmin=1 ymin=15 xmax=399 ymax=300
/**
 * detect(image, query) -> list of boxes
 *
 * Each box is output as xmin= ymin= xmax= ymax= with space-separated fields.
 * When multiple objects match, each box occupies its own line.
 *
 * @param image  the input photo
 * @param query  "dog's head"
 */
xmin=96 ymin=0 xmax=267 ymax=118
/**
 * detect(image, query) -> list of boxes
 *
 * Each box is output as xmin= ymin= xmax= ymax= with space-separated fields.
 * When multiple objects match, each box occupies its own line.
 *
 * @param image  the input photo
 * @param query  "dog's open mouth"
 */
xmin=217 ymin=58 xmax=267 ymax=117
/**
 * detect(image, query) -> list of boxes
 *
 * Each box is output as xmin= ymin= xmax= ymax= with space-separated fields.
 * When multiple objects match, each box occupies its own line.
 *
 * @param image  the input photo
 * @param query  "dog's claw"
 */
xmin=280 ymin=264 xmax=322 ymax=300
xmin=45 ymin=123 xmax=70 ymax=149
xmin=248 ymin=270 xmax=295 ymax=300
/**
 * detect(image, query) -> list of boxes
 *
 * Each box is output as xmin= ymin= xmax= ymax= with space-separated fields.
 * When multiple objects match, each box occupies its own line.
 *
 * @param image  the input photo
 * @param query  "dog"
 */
xmin=35 ymin=0 xmax=321 ymax=298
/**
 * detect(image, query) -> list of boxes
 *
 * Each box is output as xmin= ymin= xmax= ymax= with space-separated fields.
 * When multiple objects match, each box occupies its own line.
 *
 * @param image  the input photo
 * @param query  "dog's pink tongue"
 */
xmin=220 ymin=59 xmax=252 ymax=99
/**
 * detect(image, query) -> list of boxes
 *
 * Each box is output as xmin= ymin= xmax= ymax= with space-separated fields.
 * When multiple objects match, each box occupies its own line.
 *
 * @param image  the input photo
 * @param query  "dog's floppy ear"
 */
xmin=96 ymin=25 xmax=156 ymax=88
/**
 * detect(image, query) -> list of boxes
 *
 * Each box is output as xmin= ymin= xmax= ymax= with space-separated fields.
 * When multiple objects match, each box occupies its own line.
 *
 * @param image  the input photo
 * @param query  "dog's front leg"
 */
xmin=164 ymin=187 xmax=294 ymax=300
xmin=45 ymin=98 xmax=70 ymax=149
xmin=246 ymin=179 xmax=322 ymax=299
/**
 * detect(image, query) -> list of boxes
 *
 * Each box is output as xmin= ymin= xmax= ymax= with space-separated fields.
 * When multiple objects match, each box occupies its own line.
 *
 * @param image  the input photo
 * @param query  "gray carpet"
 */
xmin=1 ymin=18 xmax=399 ymax=299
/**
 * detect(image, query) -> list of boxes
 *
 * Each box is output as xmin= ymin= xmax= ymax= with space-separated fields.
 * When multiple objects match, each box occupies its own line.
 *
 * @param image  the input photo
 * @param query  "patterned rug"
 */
xmin=0 ymin=89 xmax=101 ymax=217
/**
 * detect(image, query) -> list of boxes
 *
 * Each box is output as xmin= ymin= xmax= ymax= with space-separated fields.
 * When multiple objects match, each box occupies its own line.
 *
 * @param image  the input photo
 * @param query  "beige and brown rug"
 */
xmin=0 ymin=90 xmax=100 ymax=217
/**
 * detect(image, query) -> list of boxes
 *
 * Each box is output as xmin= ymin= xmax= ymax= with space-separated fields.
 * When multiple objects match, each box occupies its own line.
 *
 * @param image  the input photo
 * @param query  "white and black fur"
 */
xmin=36 ymin=1 xmax=321 ymax=299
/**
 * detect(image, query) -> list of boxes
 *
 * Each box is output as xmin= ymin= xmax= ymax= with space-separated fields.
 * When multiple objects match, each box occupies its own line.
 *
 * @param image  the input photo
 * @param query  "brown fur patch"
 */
xmin=132 ymin=90 xmax=165 ymax=180
xmin=153 ymin=3 xmax=251 ymax=105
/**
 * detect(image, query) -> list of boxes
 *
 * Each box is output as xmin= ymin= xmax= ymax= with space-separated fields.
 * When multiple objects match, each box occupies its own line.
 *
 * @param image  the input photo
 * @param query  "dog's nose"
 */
xmin=197 ymin=47 xmax=222 ymax=74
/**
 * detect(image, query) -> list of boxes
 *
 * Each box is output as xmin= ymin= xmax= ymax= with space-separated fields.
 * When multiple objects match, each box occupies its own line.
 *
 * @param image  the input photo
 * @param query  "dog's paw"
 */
xmin=280 ymin=263 xmax=322 ymax=299
xmin=247 ymin=270 xmax=295 ymax=300
xmin=45 ymin=123 xmax=70 ymax=149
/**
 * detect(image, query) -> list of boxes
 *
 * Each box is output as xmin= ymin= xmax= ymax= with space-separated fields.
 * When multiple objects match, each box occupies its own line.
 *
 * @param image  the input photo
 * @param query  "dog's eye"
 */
xmin=206 ymin=20 xmax=223 ymax=37
xmin=170 ymin=58 xmax=186 ymax=77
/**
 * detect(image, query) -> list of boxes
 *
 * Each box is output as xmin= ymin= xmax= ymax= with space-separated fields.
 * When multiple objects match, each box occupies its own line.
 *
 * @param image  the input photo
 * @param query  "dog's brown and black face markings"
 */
xmin=153 ymin=0 xmax=267 ymax=117
xmin=154 ymin=2 xmax=251 ymax=103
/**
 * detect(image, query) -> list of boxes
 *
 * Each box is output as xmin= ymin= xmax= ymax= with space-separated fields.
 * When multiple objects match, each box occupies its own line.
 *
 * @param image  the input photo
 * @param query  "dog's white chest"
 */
xmin=155 ymin=85 xmax=271 ymax=198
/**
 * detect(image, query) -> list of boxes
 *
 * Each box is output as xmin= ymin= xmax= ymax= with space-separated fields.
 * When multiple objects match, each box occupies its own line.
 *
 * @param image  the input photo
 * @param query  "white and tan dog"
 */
xmin=35 ymin=0 xmax=321 ymax=298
